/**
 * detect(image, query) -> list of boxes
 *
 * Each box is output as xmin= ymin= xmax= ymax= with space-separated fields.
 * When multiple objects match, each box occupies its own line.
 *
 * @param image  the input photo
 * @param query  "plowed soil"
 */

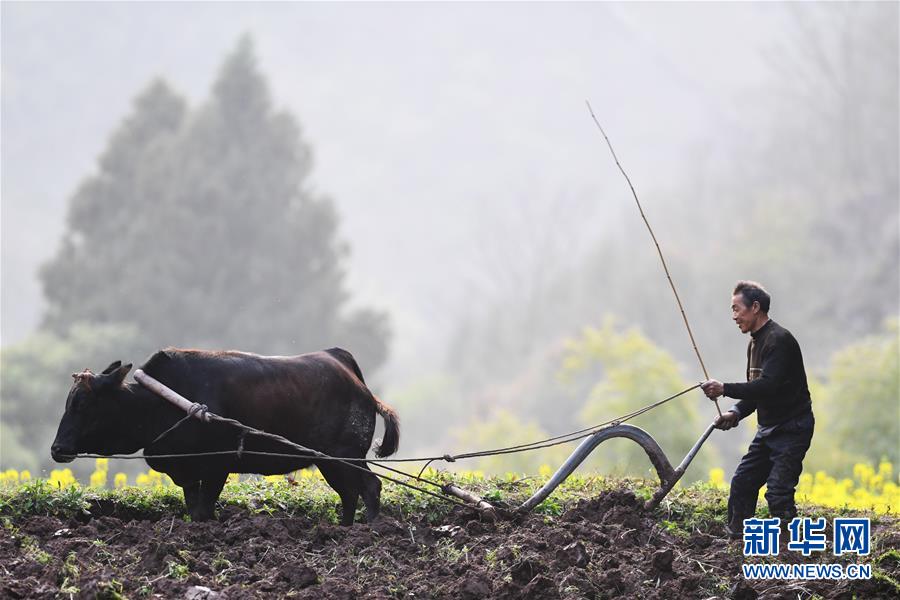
xmin=2 ymin=490 xmax=898 ymax=599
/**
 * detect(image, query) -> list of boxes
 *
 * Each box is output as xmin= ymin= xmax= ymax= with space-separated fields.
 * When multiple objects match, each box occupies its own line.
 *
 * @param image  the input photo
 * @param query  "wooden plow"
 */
xmin=445 ymin=421 xmax=717 ymax=514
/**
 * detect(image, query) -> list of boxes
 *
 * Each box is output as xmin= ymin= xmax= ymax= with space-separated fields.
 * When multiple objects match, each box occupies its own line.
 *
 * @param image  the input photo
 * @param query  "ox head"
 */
xmin=50 ymin=361 xmax=133 ymax=463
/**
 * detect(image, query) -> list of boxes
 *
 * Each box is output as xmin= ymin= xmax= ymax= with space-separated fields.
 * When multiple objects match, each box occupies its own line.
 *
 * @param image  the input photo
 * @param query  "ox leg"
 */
xmin=319 ymin=463 xmax=360 ymax=526
xmin=181 ymin=481 xmax=202 ymax=519
xmin=193 ymin=473 xmax=227 ymax=522
xmin=360 ymin=464 xmax=383 ymax=523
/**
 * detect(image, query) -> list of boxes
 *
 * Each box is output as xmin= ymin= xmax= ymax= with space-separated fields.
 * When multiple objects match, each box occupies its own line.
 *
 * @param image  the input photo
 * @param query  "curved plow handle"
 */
xmin=519 ymin=421 xmax=716 ymax=512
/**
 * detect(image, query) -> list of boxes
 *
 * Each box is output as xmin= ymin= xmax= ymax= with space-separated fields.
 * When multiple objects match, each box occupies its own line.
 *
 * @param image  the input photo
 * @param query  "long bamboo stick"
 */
xmin=586 ymin=101 xmax=722 ymax=417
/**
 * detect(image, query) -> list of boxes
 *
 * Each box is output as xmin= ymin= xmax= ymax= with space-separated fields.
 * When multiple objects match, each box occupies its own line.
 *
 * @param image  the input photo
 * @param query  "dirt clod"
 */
xmin=650 ymin=547 xmax=674 ymax=571
xmin=275 ymin=565 xmax=318 ymax=589
xmin=510 ymin=556 xmax=544 ymax=585
xmin=455 ymin=571 xmax=493 ymax=599
xmin=731 ymin=578 xmax=760 ymax=600
xmin=185 ymin=585 xmax=222 ymax=600
xmin=555 ymin=541 xmax=590 ymax=568
xmin=521 ymin=574 xmax=559 ymax=599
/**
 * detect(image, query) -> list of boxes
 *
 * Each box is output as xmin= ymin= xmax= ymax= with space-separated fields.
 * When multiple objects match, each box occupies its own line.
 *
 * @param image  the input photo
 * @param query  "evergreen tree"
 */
xmin=41 ymin=79 xmax=186 ymax=345
xmin=39 ymin=38 xmax=389 ymax=370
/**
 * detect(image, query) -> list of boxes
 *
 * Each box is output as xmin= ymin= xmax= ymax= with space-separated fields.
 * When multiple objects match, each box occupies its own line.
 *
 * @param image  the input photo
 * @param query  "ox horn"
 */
xmin=71 ymin=370 xmax=95 ymax=385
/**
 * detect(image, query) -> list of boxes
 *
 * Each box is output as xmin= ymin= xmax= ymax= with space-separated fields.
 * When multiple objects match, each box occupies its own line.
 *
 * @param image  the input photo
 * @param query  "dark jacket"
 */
xmin=723 ymin=320 xmax=812 ymax=427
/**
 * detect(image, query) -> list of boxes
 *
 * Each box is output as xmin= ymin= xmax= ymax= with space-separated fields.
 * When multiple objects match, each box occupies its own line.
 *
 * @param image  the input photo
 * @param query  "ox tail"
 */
xmin=373 ymin=395 xmax=400 ymax=458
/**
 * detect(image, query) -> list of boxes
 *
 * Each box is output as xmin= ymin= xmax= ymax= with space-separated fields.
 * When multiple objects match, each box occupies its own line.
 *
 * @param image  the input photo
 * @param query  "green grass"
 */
xmin=0 ymin=470 xmax=895 ymax=533
xmin=0 ymin=470 xmax=687 ymax=525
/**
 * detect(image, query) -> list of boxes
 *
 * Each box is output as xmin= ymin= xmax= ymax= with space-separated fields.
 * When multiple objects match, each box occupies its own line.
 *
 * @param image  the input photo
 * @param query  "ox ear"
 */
xmin=99 ymin=363 xmax=132 ymax=390
xmin=101 ymin=361 xmax=122 ymax=375
xmin=112 ymin=363 xmax=133 ymax=386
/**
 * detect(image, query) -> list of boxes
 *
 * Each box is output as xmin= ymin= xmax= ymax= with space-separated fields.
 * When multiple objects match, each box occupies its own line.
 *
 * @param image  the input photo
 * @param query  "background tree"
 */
xmin=39 ymin=37 xmax=390 ymax=370
xmin=806 ymin=320 xmax=899 ymax=471
xmin=731 ymin=2 xmax=898 ymax=352
xmin=39 ymin=79 xmax=186 ymax=355
xmin=559 ymin=319 xmax=715 ymax=481
xmin=2 ymin=37 xmax=390 ymax=473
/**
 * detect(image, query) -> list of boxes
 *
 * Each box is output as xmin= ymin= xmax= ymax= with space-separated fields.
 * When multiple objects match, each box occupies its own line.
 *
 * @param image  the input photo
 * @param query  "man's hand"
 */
xmin=714 ymin=410 xmax=740 ymax=430
xmin=701 ymin=379 xmax=725 ymax=399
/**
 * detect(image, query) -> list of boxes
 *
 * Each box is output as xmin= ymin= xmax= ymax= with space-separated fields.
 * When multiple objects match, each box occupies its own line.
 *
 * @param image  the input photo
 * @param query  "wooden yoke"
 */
xmin=134 ymin=369 xmax=211 ymax=423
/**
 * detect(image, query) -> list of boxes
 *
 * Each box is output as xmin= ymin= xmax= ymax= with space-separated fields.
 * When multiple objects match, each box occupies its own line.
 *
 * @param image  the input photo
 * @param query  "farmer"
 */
xmin=700 ymin=280 xmax=814 ymax=539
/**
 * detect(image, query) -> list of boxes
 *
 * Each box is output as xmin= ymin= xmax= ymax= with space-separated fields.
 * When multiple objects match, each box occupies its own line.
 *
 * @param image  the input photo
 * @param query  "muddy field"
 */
xmin=2 ymin=490 xmax=898 ymax=599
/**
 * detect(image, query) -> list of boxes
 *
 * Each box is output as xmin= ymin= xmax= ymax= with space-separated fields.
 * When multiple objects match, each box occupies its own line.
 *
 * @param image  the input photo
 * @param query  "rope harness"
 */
xmin=148 ymin=402 xmax=208 ymax=447
xmin=66 ymin=375 xmax=702 ymax=511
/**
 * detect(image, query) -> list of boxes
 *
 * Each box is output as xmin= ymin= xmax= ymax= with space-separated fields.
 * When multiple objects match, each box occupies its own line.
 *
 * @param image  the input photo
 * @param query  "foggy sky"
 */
xmin=3 ymin=2 xmax=792 ymax=382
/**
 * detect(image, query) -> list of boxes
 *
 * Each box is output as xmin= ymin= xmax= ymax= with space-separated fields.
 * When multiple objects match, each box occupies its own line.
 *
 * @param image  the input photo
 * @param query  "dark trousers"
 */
xmin=727 ymin=411 xmax=814 ymax=530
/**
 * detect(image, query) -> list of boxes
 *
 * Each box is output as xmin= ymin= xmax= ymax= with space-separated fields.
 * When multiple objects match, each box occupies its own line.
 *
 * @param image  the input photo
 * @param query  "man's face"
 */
xmin=731 ymin=293 xmax=758 ymax=334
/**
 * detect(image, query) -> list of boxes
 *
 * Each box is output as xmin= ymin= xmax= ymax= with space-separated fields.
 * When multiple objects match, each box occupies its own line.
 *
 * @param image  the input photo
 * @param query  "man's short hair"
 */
xmin=733 ymin=280 xmax=771 ymax=313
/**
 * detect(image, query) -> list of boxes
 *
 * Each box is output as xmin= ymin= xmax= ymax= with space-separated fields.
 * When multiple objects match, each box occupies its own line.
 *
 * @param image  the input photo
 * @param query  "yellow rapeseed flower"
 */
xmin=89 ymin=458 xmax=110 ymax=488
xmin=49 ymin=468 xmax=78 ymax=489
xmin=712 ymin=461 xmax=899 ymax=515
xmin=2 ymin=469 xmax=19 ymax=486
xmin=141 ymin=469 xmax=175 ymax=487
xmin=708 ymin=468 xmax=727 ymax=489
xmin=90 ymin=470 xmax=107 ymax=488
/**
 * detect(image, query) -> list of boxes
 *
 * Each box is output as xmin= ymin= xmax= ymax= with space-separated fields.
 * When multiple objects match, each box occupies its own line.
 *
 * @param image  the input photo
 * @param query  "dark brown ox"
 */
xmin=50 ymin=347 xmax=399 ymax=524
